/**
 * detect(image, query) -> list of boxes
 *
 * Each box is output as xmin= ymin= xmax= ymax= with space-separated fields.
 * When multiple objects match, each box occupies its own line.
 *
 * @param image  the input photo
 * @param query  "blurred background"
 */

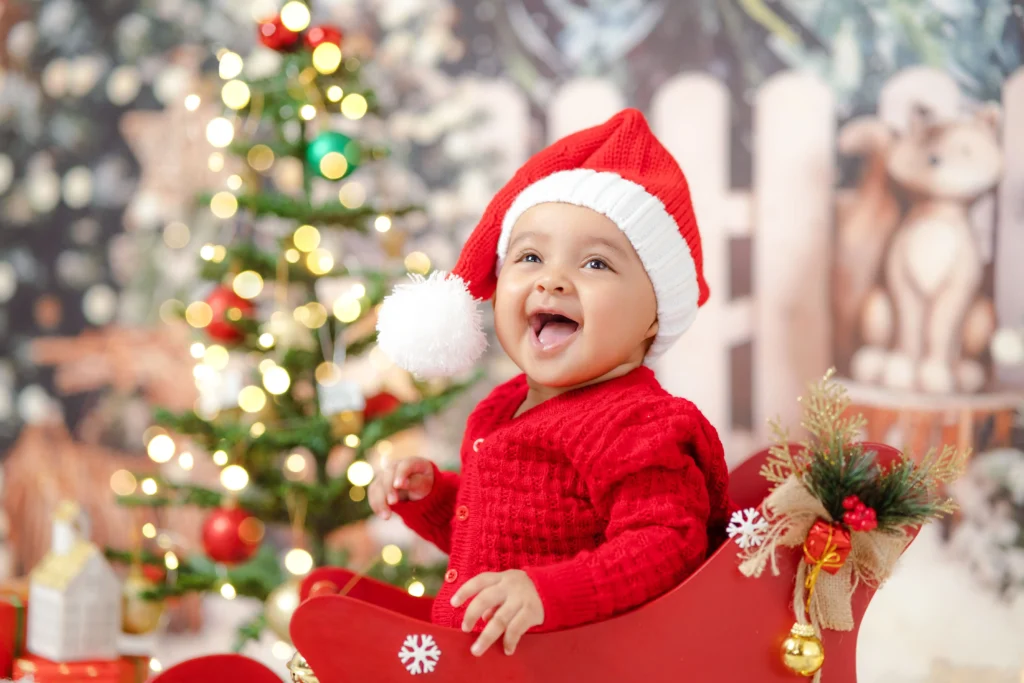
xmin=0 ymin=0 xmax=1023 ymax=681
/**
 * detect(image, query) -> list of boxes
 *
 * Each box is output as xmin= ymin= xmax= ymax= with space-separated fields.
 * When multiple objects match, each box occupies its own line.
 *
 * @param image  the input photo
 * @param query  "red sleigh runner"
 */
xmin=152 ymin=442 xmax=921 ymax=683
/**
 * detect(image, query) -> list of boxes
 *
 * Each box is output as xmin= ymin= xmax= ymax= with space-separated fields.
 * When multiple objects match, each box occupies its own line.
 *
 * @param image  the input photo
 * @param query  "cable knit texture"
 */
xmin=391 ymin=366 xmax=730 ymax=632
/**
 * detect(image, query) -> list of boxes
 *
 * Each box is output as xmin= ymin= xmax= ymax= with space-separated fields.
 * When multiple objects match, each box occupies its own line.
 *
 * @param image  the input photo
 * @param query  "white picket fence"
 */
xmin=469 ymin=66 xmax=1024 ymax=464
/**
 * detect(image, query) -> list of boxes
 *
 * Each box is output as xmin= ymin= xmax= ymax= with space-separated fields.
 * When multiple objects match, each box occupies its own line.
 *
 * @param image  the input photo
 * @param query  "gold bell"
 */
xmin=781 ymin=622 xmax=825 ymax=677
xmin=287 ymin=651 xmax=320 ymax=683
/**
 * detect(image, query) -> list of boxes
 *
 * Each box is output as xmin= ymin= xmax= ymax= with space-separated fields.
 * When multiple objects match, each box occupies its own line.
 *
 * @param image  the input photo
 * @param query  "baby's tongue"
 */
xmin=538 ymin=321 xmax=577 ymax=347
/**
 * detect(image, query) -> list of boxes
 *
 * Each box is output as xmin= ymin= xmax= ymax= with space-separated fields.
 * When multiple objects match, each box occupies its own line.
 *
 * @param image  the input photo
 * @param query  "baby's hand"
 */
xmin=368 ymin=457 xmax=435 ymax=520
xmin=451 ymin=570 xmax=545 ymax=657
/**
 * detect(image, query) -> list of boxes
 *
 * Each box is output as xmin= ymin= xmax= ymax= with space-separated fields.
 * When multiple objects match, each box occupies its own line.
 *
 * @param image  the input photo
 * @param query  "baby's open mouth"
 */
xmin=530 ymin=311 xmax=580 ymax=348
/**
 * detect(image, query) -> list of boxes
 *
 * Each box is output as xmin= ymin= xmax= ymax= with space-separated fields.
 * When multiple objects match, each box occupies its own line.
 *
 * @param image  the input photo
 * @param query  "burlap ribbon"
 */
xmin=738 ymin=475 xmax=911 ymax=632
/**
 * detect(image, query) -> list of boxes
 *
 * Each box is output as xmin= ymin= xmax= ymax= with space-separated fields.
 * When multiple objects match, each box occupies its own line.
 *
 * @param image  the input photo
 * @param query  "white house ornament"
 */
xmin=27 ymin=500 xmax=122 ymax=662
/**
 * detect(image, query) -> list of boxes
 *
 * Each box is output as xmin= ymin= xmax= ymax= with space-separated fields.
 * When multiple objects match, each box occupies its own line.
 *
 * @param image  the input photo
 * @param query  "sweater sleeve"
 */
xmin=389 ymin=462 xmax=460 ymax=555
xmin=523 ymin=400 xmax=725 ymax=631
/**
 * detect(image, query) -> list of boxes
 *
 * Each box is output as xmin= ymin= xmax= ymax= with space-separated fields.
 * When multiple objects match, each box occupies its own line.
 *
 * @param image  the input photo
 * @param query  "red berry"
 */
xmin=842 ymin=495 xmax=860 ymax=510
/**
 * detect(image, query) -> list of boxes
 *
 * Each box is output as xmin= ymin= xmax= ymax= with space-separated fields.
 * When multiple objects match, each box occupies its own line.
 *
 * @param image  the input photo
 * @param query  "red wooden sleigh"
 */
xmin=152 ymin=443 xmax=915 ymax=683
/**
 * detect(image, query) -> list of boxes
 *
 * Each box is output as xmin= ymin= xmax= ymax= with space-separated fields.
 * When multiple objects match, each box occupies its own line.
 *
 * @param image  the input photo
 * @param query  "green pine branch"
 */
xmin=233 ymin=614 xmax=267 ymax=653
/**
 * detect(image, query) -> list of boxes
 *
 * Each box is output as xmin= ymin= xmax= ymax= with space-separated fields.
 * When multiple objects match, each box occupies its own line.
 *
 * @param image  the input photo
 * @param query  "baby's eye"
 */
xmin=584 ymin=258 xmax=609 ymax=270
xmin=518 ymin=253 xmax=541 ymax=264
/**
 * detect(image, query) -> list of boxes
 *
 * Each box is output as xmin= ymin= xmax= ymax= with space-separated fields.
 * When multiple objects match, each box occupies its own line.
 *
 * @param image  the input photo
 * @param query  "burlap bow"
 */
xmin=738 ymin=475 xmax=911 ymax=631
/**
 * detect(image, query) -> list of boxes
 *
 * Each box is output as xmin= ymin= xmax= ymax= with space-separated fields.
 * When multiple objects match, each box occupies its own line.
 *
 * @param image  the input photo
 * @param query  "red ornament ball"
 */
xmin=202 ymin=506 xmax=264 ymax=565
xmin=258 ymin=15 xmax=301 ymax=52
xmin=304 ymin=25 xmax=343 ymax=50
xmin=204 ymin=285 xmax=255 ymax=344
xmin=364 ymin=392 xmax=402 ymax=421
xmin=308 ymin=580 xmax=340 ymax=599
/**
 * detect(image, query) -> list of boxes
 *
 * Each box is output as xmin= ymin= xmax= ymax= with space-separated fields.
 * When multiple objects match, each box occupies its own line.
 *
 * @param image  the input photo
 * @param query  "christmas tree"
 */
xmin=103 ymin=2 xmax=477 ymax=648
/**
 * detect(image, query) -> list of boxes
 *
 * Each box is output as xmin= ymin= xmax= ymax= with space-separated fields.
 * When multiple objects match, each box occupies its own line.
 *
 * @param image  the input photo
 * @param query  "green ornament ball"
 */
xmin=306 ymin=131 xmax=361 ymax=180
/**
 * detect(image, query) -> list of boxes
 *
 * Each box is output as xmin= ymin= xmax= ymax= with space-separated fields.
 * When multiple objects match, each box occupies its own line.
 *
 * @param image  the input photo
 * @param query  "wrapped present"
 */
xmin=0 ymin=583 xmax=28 ymax=678
xmin=12 ymin=654 xmax=134 ymax=683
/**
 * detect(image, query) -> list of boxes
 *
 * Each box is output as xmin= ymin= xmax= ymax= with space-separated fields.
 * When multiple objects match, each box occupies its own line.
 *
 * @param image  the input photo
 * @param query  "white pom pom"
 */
xmin=375 ymin=271 xmax=487 ymax=378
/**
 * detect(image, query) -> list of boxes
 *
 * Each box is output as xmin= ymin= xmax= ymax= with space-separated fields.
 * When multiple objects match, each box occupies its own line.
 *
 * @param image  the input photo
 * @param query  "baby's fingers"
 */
xmin=369 ymin=464 xmax=397 ymax=518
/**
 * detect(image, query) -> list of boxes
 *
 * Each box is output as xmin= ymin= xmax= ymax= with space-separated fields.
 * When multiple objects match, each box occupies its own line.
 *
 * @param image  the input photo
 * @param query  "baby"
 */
xmin=370 ymin=109 xmax=731 ymax=658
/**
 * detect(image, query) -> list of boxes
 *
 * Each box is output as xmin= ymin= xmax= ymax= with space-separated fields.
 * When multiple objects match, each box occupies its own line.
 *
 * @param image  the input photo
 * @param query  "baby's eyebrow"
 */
xmin=585 ymin=236 xmax=628 ymax=258
xmin=508 ymin=230 xmax=545 ymax=249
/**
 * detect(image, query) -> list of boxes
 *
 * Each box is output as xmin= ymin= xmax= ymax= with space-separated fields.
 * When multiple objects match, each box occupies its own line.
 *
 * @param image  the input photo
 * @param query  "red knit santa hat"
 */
xmin=376 ymin=108 xmax=709 ymax=378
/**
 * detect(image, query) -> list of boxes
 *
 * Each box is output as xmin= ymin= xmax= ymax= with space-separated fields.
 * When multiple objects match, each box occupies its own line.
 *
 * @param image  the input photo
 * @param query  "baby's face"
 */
xmin=493 ymin=202 xmax=658 ymax=388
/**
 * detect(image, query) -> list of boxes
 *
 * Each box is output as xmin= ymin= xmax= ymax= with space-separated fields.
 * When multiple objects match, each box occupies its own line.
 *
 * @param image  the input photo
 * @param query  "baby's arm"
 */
xmin=525 ymin=407 xmax=723 ymax=631
xmin=389 ymin=462 xmax=461 ymax=554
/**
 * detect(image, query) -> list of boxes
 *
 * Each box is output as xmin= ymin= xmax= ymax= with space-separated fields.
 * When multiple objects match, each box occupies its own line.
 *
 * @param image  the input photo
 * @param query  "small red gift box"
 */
xmin=802 ymin=519 xmax=852 ymax=574
xmin=0 ymin=586 xmax=28 ymax=677
xmin=12 ymin=654 xmax=134 ymax=683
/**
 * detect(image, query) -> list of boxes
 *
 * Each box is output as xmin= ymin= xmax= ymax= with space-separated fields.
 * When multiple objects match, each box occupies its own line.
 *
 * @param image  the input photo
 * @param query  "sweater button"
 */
xmin=444 ymin=569 xmax=458 ymax=583
xmin=472 ymin=438 xmax=484 ymax=453
xmin=456 ymin=505 xmax=469 ymax=521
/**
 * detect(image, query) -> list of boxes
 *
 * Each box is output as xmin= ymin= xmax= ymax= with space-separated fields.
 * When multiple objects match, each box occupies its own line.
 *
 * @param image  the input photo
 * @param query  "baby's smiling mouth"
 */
xmin=529 ymin=311 xmax=581 ymax=349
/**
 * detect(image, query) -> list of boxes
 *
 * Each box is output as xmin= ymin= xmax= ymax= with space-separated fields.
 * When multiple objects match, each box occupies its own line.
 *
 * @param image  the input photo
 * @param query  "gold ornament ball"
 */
xmin=781 ymin=622 xmax=825 ymax=677
xmin=287 ymin=651 xmax=319 ymax=683
xmin=265 ymin=577 xmax=302 ymax=643
xmin=121 ymin=567 xmax=166 ymax=635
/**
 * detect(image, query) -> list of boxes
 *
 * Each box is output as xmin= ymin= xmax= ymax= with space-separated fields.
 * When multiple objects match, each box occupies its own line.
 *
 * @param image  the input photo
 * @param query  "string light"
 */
xmin=382 ymin=545 xmax=403 ymax=566
xmin=218 ymin=52 xmax=244 ymax=79
xmin=285 ymin=249 xmax=300 ymax=263
xmin=404 ymin=251 xmax=431 ymax=275
xmin=285 ymin=453 xmax=306 ymax=473
xmin=213 ymin=450 xmax=229 ymax=466
xmin=227 ymin=174 xmax=243 ymax=190
xmin=306 ymin=249 xmax=334 ymax=275
xmin=347 ymin=461 xmax=373 ymax=487
xmin=203 ymin=344 xmax=229 ymax=370
xmin=344 ymin=434 xmax=360 ymax=448
xmin=338 ymin=182 xmax=366 ymax=208
xmin=250 ymin=422 xmax=266 ymax=437
xmin=220 ymin=583 xmax=237 ymax=600
xmin=200 ymin=244 xmax=217 ymax=260
xmin=184 ymin=94 xmax=201 ymax=111
xmin=238 ymin=386 xmax=267 ymax=413
xmin=258 ymin=333 xmax=275 ymax=349
xmin=333 ymin=297 xmax=361 ymax=323
xmin=326 ymin=86 xmax=343 ymax=102
xmin=206 ymin=117 xmax=235 ymax=148
xmin=247 ymin=144 xmax=275 ymax=172
xmin=163 ymin=222 xmax=190 ymax=249
xmin=374 ymin=215 xmax=392 ymax=233
xmin=110 ymin=470 xmax=137 ymax=496
xmin=349 ymin=486 xmax=366 ymax=502
xmin=299 ymin=104 xmax=317 ymax=121
xmin=272 ymin=642 xmax=294 ymax=661
xmin=159 ymin=300 xmax=183 ymax=324
xmin=407 ymin=581 xmax=425 ymax=597
xmin=178 ymin=452 xmax=194 ymax=471
xmin=314 ymin=362 xmax=340 ymax=385
xmin=185 ymin=302 xmax=213 ymax=329
xmin=221 ymin=80 xmax=251 ymax=110
xmin=299 ymin=302 xmax=328 ymax=329
xmin=280 ymin=1 xmax=311 ymax=31
xmin=232 ymin=270 xmax=264 ymax=299
xmin=212 ymin=245 xmax=227 ymax=262
xmin=318 ymin=152 xmax=348 ymax=180
xmin=141 ymin=478 xmax=158 ymax=496
xmin=259 ymin=359 xmax=277 ymax=374
xmin=164 ymin=551 xmax=179 ymax=571
xmin=293 ymin=225 xmax=320 ymax=252
xmin=208 ymin=153 xmax=225 ymax=173
xmin=189 ymin=342 xmax=206 ymax=359
xmin=149 ymin=660 xmax=163 ymax=674
xmin=142 ymin=523 xmax=157 ymax=539
xmin=220 ymin=465 xmax=250 ymax=491
xmin=340 ymin=93 xmax=368 ymax=120
xmin=263 ymin=366 xmax=291 ymax=395
xmin=312 ymin=43 xmax=342 ymax=74
xmin=210 ymin=191 xmax=238 ymax=219
xmin=147 ymin=434 xmax=175 ymax=463
xmin=350 ymin=283 xmax=366 ymax=298
xmin=284 ymin=548 xmax=314 ymax=576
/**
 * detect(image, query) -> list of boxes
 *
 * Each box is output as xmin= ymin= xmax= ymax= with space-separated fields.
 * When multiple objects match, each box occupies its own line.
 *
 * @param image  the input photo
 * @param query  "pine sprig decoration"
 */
xmin=764 ymin=368 xmax=968 ymax=531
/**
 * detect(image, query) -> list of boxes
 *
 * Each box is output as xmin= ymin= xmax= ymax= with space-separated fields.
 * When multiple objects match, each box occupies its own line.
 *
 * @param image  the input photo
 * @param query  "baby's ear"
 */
xmin=975 ymin=102 xmax=1001 ymax=134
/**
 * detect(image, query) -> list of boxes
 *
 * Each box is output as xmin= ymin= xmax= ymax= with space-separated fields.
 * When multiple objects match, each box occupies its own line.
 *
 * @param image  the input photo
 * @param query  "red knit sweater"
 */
xmin=391 ymin=365 xmax=731 ymax=632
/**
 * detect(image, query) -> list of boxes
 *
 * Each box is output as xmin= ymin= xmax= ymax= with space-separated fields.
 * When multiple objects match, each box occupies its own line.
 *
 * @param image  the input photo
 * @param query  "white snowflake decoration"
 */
xmin=398 ymin=634 xmax=442 ymax=675
xmin=727 ymin=507 xmax=769 ymax=549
